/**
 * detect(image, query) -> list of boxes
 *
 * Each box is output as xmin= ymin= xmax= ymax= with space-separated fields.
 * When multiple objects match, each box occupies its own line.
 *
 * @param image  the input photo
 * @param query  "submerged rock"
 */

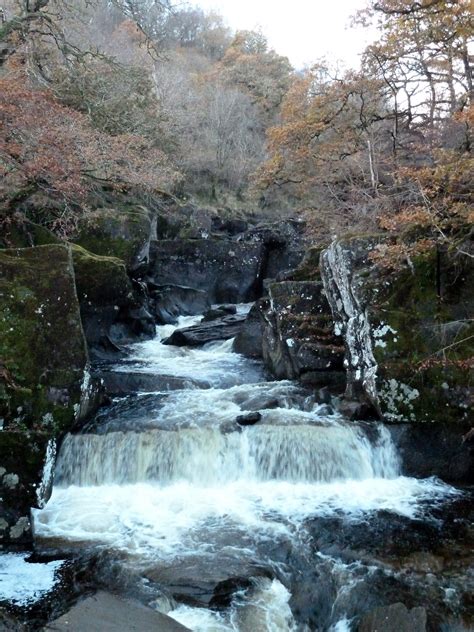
xmin=202 ymin=304 xmax=237 ymax=322
xmin=236 ymin=412 xmax=262 ymax=426
xmin=96 ymin=371 xmax=209 ymax=395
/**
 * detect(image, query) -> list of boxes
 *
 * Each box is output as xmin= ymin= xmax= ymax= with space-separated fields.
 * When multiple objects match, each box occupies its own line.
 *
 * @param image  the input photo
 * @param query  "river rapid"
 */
xmin=32 ymin=307 xmax=471 ymax=631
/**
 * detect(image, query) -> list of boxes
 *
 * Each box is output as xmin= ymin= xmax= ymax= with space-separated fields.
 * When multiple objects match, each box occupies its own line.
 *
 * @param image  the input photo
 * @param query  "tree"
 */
xmin=256 ymin=64 xmax=391 ymax=233
xmin=0 ymin=64 xmax=180 ymax=235
xmin=217 ymin=30 xmax=293 ymax=122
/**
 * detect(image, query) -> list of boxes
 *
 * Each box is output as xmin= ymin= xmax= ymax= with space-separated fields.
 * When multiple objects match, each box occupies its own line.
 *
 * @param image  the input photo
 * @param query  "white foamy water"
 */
xmin=33 ymin=477 xmax=456 ymax=561
xmin=168 ymin=578 xmax=296 ymax=632
xmin=0 ymin=554 xmax=63 ymax=605
xmin=116 ymin=309 xmax=263 ymax=388
xmin=54 ymin=423 xmax=398 ymax=486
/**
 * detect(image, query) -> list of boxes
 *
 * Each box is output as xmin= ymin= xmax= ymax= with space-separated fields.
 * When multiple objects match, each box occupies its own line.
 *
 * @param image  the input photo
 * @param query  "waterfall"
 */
xmin=55 ymin=424 xmax=399 ymax=487
xmin=320 ymin=240 xmax=379 ymax=408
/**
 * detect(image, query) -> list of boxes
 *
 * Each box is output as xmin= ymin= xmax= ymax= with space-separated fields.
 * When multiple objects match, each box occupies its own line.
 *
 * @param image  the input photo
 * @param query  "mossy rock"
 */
xmin=290 ymin=246 xmax=325 ymax=281
xmin=71 ymin=245 xmax=133 ymax=308
xmin=0 ymin=219 xmax=61 ymax=249
xmin=0 ymin=245 xmax=89 ymax=431
xmin=73 ymin=207 xmax=154 ymax=270
xmin=365 ymin=248 xmax=473 ymax=422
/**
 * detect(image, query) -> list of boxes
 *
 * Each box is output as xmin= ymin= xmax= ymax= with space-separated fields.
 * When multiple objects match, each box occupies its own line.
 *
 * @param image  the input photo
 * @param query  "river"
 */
xmin=31 ymin=306 xmax=469 ymax=631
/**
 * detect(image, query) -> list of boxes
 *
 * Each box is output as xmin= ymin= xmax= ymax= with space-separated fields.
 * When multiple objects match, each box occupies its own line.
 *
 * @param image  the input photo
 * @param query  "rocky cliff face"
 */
xmin=250 ymin=235 xmax=472 ymax=481
xmin=0 ymin=245 xmax=99 ymax=544
xmin=320 ymin=237 xmax=473 ymax=425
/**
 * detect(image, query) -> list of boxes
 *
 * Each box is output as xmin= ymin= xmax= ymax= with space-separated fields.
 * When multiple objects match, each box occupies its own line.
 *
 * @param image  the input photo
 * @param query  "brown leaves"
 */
xmin=0 ymin=66 xmax=181 ymax=233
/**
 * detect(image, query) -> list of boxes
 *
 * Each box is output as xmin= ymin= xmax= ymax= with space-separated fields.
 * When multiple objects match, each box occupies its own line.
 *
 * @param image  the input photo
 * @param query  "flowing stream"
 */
xmin=33 ymin=308 xmax=460 ymax=631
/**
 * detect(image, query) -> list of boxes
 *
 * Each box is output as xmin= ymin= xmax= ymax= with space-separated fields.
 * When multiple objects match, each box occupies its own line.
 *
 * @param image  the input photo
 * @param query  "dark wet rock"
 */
xmin=149 ymin=239 xmax=264 ymax=303
xmin=44 ymin=591 xmax=190 ymax=632
xmin=73 ymin=245 xmax=155 ymax=350
xmin=202 ymin=305 xmax=237 ymax=322
xmin=233 ymin=301 xmax=264 ymax=359
xmin=236 ymin=412 xmax=262 ymax=426
xmin=388 ymin=421 xmax=473 ymax=483
xmin=0 ymin=609 xmax=25 ymax=631
xmin=150 ymin=284 xmax=210 ymax=325
xmin=144 ymin=553 xmax=277 ymax=608
xmin=96 ymin=371 xmax=209 ymax=396
xmin=88 ymin=336 xmax=127 ymax=362
xmin=338 ymin=400 xmax=379 ymax=421
xmin=0 ymin=245 xmax=100 ymax=546
xmin=212 ymin=217 xmax=249 ymax=236
xmin=164 ymin=314 xmax=246 ymax=347
xmin=241 ymin=219 xmax=306 ymax=281
xmin=240 ymin=397 xmax=280 ymax=411
xmin=317 ymin=387 xmax=333 ymax=405
xmin=259 ymin=281 xmax=345 ymax=387
xmin=73 ymin=207 xmax=156 ymax=272
xmin=208 ymin=577 xmax=254 ymax=609
xmin=358 ymin=602 xmax=427 ymax=632
xmin=295 ymin=495 xmax=474 ymax=630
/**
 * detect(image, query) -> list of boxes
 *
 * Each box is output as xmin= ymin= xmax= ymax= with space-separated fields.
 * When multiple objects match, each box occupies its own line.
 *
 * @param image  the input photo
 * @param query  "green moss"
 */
xmin=290 ymin=246 xmax=325 ymax=281
xmin=0 ymin=220 xmax=61 ymax=249
xmin=73 ymin=207 xmax=152 ymax=268
xmin=0 ymin=245 xmax=88 ymax=431
xmin=71 ymin=244 xmax=133 ymax=307
xmin=366 ymin=247 xmax=473 ymax=422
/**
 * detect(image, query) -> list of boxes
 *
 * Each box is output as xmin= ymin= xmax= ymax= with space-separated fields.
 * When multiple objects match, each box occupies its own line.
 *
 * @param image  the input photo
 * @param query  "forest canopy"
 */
xmin=0 ymin=0 xmax=472 ymax=257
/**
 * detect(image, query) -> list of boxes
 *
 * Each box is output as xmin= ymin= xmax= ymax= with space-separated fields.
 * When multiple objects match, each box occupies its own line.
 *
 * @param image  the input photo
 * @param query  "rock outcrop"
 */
xmin=258 ymin=281 xmax=345 ymax=388
xmin=72 ymin=245 xmax=154 ymax=357
xmin=149 ymin=239 xmax=265 ymax=303
xmin=164 ymin=313 xmax=246 ymax=347
xmin=0 ymin=245 xmax=99 ymax=545
xmin=320 ymin=237 xmax=473 ymax=424
xmin=73 ymin=206 xmax=156 ymax=272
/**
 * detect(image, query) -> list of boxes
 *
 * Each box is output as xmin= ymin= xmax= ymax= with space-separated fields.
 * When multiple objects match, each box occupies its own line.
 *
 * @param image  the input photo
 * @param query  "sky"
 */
xmin=195 ymin=0 xmax=378 ymax=69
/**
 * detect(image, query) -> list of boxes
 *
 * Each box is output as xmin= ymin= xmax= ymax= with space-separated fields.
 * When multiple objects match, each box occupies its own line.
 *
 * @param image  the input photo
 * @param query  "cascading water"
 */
xmin=33 ymin=309 xmax=459 ymax=631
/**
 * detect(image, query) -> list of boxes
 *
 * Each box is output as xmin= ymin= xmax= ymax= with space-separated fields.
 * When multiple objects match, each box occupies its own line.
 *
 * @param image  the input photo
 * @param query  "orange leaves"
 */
xmin=0 ymin=70 xmax=180 ymax=212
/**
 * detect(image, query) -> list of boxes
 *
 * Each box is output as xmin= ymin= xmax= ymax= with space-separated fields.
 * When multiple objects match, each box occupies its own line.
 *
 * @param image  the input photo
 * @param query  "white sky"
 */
xmin=194 ymin=0 xmax=377 ymax=69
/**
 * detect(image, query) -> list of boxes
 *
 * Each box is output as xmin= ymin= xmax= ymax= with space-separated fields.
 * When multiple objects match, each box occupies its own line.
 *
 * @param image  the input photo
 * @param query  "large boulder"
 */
xmin=358 ymin=603 xmax=427 ymax=632
xmin=44 ymin=591 xmax=190 ymax=632
xmin=149 ymin=284 xmax=211 ymax=325
xmin=149 ymin=239 xmax=265 ymax=303
xmin=0 ymin=245 xmax=97 ymax=545
xmin=72 ymin=246 xmax=154 ymax=355
xmin=0 ymin=219 xmax=61 ymax=249
xmin=73 ymin=207 xmax=155 ymax=272
xmin=233 ymin=301 xmax=264 ymax=358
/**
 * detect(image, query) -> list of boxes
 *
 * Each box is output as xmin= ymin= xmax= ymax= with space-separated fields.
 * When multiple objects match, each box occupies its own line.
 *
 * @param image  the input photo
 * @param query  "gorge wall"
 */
xmin=1 ymin=198 xmax=472 ymax=549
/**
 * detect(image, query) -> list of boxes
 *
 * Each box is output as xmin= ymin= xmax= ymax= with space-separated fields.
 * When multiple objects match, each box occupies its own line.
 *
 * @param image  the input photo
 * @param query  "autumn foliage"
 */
xmin=0 ymin=62 xmax=180 ymax=234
